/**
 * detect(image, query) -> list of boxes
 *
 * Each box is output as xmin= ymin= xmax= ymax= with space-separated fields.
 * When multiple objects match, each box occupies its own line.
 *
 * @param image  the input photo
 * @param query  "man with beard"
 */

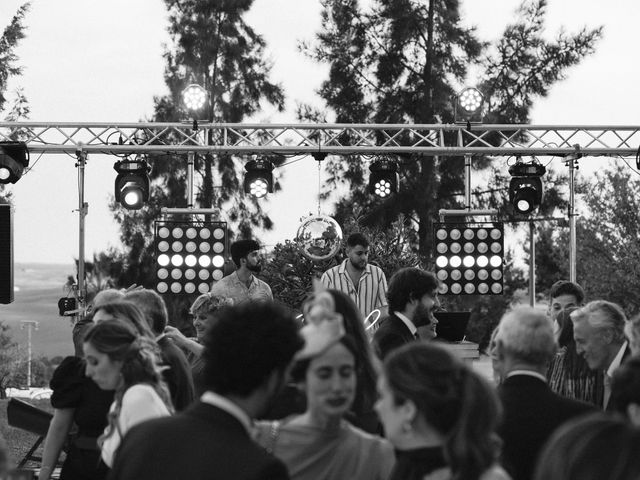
xmin=372 ymin=267 xmax=440 ymax=360
xmin=209 ymin=239 xmax=273 ymax=304
xmin=320 ymin=233 xmax=388 ymax=320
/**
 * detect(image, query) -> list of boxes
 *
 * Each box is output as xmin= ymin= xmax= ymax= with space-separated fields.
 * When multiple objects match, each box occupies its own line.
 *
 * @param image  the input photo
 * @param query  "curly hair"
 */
xmin=190 ymin=293 xmax=233 ymax=317
xmin=83 ymin=319 xmax=173 ymax=449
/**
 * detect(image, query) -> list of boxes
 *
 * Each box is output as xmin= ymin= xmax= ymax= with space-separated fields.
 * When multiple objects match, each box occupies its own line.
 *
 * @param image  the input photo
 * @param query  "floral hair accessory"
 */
xmin=295 ymin=279 xmax=346 ymax=360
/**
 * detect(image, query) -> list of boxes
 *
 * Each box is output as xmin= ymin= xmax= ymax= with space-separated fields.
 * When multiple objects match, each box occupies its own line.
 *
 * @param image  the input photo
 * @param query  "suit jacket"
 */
xmin=157 ymin=335 xmax=195 ymax=412
xmin=373 ymin=313 xmax=416 ymax=360
xmin=108 ymin=401 xmax=290 ymax=480
xmin=498 ymin=374 xmax=595 ymax=480
xmin=604 ymin=343 xmax=632 ymax=412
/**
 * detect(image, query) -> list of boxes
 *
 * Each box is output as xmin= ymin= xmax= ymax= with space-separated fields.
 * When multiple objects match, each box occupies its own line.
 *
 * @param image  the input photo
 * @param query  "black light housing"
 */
xmin=508 ymin=161 xmax=546 ymax=215
xmin=368 ymin=158 xmax=399 ymax=198
xmin=114 ymin=159 xmax=151 ymax=210
xmin=243 ymin=159 xmax=274 ymax=198
xmin=454 ymin=87 xmax=484 ymax=124
xmin=0 ymin=142 xmax=29 ymax=184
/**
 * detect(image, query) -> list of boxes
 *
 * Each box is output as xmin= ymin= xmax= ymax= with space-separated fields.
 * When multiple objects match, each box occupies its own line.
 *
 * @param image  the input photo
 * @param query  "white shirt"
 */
xmin=394 ymin=311 xmax=418 ymax=338
xmin=201 ymin=391 xmax=253 ymax=436
xmin=101 ymin=384 xmax=171 ymax=467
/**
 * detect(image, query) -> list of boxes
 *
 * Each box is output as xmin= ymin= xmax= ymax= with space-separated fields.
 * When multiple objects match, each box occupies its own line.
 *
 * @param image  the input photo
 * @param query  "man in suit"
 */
xmin=109 ymin=301 xmax=304 ymax=480
xmin=372 ymin=268 xmax=440 ymax=360
xmin=125 ymin=288 xmax=195 ymax=411
xmin=495 ymin=306 xmax=594 ymax=480
xmin=571 ymin=300 xmax=632 ymax=410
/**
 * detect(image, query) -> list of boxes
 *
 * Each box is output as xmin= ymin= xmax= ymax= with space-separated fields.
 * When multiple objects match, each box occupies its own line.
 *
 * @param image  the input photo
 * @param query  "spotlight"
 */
xmin=154 ymin=221 xmax=227 ymax=295
xmin=434 ymin=222 xmax=504 ymax=295
xmin=243 ymin=159 xmax=274 ymax=198
xmin=114 ymin=158 xmax=151 ymax=210
xmin=182 ymin=84 xmax=208 ymax=112
xmin=454 ymin=87 xmax=484 ymax=124
xmin=0 ymin=142 xmax=29 ymax=184
xmin=368 ymin=158 xmax=399 ymax=198
xmin=508 ymin=161 xmax=546 ymax=215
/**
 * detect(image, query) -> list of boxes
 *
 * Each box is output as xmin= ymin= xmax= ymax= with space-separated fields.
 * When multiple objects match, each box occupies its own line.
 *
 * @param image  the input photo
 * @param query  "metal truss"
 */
xmin=1 ymin=122 xmax=639 ymax=156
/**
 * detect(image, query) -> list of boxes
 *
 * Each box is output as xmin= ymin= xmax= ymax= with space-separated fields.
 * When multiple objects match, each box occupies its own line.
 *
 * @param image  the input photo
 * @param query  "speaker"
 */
xmin=0 ymin=203 xmax=14 ymax=304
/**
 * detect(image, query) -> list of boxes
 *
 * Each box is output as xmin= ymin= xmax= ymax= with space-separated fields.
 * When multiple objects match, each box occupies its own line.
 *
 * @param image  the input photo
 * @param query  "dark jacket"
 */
xmin=108 ymin=401 xmax=290 ymax=480
xmin=498 ymin=374 xmax=595 ymax=480
xmin=372 ymin=313 xmax=417 ymax=360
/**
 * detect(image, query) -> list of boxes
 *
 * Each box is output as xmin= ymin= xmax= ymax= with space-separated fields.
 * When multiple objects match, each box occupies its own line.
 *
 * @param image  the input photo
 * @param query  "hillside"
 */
xmin=0 ymin=263 xmax=76 ymax=358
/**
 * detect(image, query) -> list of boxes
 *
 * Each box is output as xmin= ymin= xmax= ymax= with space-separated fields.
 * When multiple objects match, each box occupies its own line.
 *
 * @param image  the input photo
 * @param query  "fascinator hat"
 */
xmin=295 ymin=280 xmax=346 ymax=360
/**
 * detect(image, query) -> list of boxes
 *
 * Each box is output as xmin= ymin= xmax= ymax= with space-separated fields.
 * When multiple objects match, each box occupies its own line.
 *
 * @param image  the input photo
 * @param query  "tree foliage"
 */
xmin=303 ymin=0 xmax=601 ymax=259
xmin=534 ymin=163 xmax=640 ymax=315
xmin=0 ymin=2 xmax=30 ymax=204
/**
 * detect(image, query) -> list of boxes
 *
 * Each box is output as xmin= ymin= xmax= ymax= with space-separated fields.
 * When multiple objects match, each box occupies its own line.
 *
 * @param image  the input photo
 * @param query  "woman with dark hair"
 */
xmin=163 ymin=293 xmax=233 ymax=396
xmin=83 ymin=319 xmax=173 ymax=468
xmin=376 ymin=342 xmax=509 ymax=480
xmin=547 ymin=307 xmax=603 ymax=405
xmin=254 ymin=287 xmax=394 ymax=480
xmin=534 ymin=413 xmax=640 ymax=480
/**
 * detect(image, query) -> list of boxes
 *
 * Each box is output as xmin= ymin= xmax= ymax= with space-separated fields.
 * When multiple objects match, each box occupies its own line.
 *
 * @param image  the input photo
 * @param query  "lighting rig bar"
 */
xmin=1 ymin=122 xmax=640 ymax=156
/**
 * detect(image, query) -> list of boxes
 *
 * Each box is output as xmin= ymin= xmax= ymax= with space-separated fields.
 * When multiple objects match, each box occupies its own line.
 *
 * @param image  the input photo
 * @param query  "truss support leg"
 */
xmin=187 ymin=152 xmax=195 ymax=208
xmin=76 ymin=150 xmax=88 ymax=317
xmin=529 ymin=220 xmax=535 ymax=307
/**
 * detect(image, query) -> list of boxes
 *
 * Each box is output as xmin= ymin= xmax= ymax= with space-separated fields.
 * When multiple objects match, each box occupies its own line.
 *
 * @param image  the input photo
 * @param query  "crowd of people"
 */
xmin=3 ymin=233 xmax=640 ymax=480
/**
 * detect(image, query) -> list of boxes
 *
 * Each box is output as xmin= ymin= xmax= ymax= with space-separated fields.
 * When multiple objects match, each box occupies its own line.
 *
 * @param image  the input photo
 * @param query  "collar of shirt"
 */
xmin=201 ymin=391 xmax=253 ymax=436
xmin=394 ymin=311 xmax=417 ymax=336
xmin=337 ymin=259 xmax=371 ymax=277
xmin=505 ymin=370 xmax=548 ymax=383
xmin=606 ymin=341 xmax=629 ymax=378
xmin=231 ymin=271 xmax=255 ymax=289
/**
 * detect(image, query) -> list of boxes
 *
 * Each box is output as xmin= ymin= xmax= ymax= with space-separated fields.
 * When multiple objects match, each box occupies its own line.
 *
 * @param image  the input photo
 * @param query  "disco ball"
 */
xmin=296 ymin=215 xmax=343 ymax=262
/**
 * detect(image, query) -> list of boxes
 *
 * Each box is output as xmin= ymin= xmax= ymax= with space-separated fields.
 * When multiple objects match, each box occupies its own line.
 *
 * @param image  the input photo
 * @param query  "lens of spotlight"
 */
xmin=158 ymin=241 xmax=169 ymax=252
xmin=157 ymin=282 xmax=168 ymax=293
xmin=477 ymin=242 xmax=488 ymax=254
xmin=198 ymin=283 xmax=209 ymax=293
xmin=185 ymin=241 xmax=197 ymax=253
xmin=171 ymin=254 xmax=184 ymax=267
xmin=490 ymin=255 xmax=502 ymax=267
xmin=491 ymin=283 xmax=503 ymax=294
xmin=463 ymin=255 xmax=475 ymax=268
xmin=157 ymin=268 xmax=169 ymax=280
xmin=213 ymin=228 xmax=225 ymax=239
xmin=451 ymin=283 xmax=462 ymax=294
xmin=477 ymin=228 xmax=488 ymax=240
xmin=464 ymin=270 xmax=475 ymax=281
xmin=491 ymin=242 xmax=502 ymax=253
xmin=463 ymin=229 xmax=475 ymax=240
xmin=213 ymin=242 xmax=224 ymax=253
xmin=491 ymin=269 xmax=503 ymax=280
xmin=439 ymin=284 xmax=449 ymax=294
xmin=437 ymin=270 xmax=448 ymax=281
xmin=437 ymin=242 xmax=448 ymax=254
xmin=171 ymin=282 xmax=182 ymax=294
xmin=249 ymin=178 xmax=268 ymax=198
xmin=451 ymin=269 xmax=462 ymax=281
xmin=212 ymin=270 xmax=223 ymax=281
xmin=464 ymin=283 xmax=476 ymax=294
xmin=198 ymin=255 xmax=211 ymax=268
xmin=478 ymin=269 xmax=489 ymax=280
xmin=198 ymin=269 xmax=210 ymax=280
xmin=477 ymin=255 xmax=489 ymax=267
xmin=450 ymin=242 xmax=461 ymax=254
xmin=490 ymin=228 xmax=502 ymax=239
xmin=171 ymin=269 xmax=182 ymax=280
xmin=450 ymin=255 xmax=462 ymax=268
xmin=212 ymin=255 xmax=224 ymax=268
xmin=450 ymin=229 xmax=461 ymax=240
xmin=463 ymin=242 xmax=475 ymax=254
xmin=158 ymin=227 xmax=170 ymax=238
xmin=199 ymin=243 xmax=211 ymax=253
xmin=172 ymin=228 xmax=184 ymax=239
xmin=478 ymin=283 xmax=489 ymax=294
xmin=157 ymin=254 xmax=170 ymax=267
xmin=186 ymin=228 xmax=197 ymax=239
xmin=185 ymin=254 xmax=197 ymax=267
xmin=436 ymin=256 xmax=448 ymax=268
xmin=199 ymin=228 xmax=211 ymax=239
xmin=122 ymin=188 xmax=143 ymax=209
xmin=172 ymin=241 xmax=183 ymax=252
xmin=184 ymin=283 xmax=196 ymax=294
xmin=436 ymin=228 xmax=447 ymax=240
xmin=185 ymin=269 xmax=196 ymax=280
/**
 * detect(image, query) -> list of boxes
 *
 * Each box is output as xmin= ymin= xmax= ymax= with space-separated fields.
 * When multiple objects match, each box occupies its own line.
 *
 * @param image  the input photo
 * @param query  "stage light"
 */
xmin=509 ymin=160 xmax=546 ymax=215
xmin=182 ymin=84 xmax=208 ymax=112
xmin=114 ymin=159 xmax=150 ymax=210
xmin=434 ymin=222 xmax=504 ymax=295
xmin=369 ymin=158 xmax=399 ymax=198
xmin=244 ymin=159 xmax=274 ymax=198
xmin=154 ymin=221 xmax=227 ymax=295
xmin=454 ymin=87 xmax=484 ymax=124
xmin=0 ymin=142 xmax=29 ymax=185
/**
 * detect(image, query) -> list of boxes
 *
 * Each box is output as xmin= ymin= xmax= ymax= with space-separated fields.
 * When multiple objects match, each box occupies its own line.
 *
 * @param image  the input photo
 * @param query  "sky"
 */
xmin=1 ymin=0 xmax=640 ymax=266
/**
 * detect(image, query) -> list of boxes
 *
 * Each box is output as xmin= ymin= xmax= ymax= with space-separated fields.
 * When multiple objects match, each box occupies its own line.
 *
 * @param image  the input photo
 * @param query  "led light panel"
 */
xmin=433 ymin=222 xmax=504 ymax=295
xmin=154 ymin=221 xmax=227 ymax=295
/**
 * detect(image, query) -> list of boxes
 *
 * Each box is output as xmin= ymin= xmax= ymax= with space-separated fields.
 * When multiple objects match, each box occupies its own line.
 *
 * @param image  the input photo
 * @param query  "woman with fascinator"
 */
xmin=254 ymin=285 xmax=394 ymax=480
xmin=83 ymin=318 xmax=173 ymax=468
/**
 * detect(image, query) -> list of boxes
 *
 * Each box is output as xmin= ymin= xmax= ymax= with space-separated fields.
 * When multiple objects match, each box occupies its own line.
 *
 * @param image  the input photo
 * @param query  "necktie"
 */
xmin=603 ymin=373 xmax=612 ymax=410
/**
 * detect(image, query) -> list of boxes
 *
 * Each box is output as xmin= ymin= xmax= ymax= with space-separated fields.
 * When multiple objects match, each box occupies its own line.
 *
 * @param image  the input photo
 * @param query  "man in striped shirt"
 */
xmin=320 ymin=232 xmax=388 ymax=321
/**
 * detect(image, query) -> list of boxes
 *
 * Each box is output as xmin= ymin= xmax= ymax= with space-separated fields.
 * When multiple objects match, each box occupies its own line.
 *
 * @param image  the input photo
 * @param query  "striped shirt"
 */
xmin=320 ymin=259 xmax=388 ymax=319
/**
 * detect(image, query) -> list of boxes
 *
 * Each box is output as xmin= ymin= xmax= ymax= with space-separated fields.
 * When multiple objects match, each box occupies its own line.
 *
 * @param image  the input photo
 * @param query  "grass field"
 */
xmin=1 ymin=263 xmax=76 ymax=358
